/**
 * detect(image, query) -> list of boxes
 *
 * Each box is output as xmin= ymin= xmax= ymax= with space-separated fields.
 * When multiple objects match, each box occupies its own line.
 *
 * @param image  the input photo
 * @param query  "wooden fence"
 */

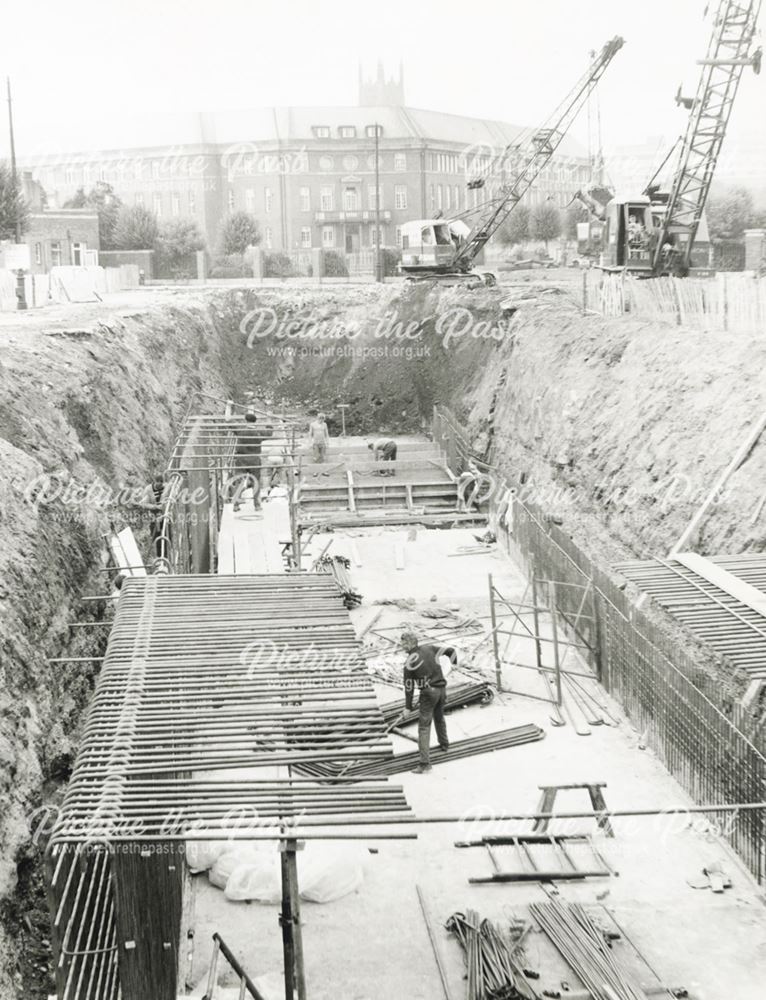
xmin=594 ymin=272 xmax=766 ymax=333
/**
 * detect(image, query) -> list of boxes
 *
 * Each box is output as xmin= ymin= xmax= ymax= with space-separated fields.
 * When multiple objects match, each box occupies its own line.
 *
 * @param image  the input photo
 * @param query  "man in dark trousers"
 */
xmin=232 ymin=408 xmax=272 ymax=512
xmin=399 ymin=630 xmax=457 ymax=773
xmin=368 ymin=437 xmax=398 ymax=476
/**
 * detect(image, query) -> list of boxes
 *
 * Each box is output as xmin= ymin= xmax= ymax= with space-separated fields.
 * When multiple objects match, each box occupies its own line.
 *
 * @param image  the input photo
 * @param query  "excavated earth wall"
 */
xmin=0 ymin=282 xmax=764 ymax=997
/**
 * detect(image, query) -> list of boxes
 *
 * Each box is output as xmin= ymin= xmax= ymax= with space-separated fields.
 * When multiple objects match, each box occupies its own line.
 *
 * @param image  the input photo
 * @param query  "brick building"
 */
xmin=22 ymin=71 xmax=590 ymax=255
xmin=18 ymin=174 xmax=99 ymax=274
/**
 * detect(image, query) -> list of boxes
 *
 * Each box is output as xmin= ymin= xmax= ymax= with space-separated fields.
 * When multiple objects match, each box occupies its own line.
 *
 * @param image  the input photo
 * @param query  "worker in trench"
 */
xmin=308 ymin=412 xmax=330 ymax=463
xmin=397 ymin=630 xmax=457 ymax=773
xmin=231 ymin=408 xmax=272 ymax=513
xmin=368 ymin=436 xmax=398 ymax=476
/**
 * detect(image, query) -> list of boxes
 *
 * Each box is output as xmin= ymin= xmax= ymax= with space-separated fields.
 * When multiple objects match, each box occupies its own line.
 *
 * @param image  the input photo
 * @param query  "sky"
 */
xmin=0 ymin=0 xmax=763 ymax=167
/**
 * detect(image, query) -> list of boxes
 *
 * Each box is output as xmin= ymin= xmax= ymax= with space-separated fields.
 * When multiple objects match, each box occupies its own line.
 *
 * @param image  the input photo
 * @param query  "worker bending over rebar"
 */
xmin=398 ymin=630 xmax=457 ymax=773
xmin=368 ymin=437 xmax=397 ymax=476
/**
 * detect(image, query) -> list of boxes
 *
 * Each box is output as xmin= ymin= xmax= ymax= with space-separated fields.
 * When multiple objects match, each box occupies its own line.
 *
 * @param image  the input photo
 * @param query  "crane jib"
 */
xmin=653 ymin=0 xmax=762 ymax=274
xmin=453 ymin=36 xmax=625 ymax=271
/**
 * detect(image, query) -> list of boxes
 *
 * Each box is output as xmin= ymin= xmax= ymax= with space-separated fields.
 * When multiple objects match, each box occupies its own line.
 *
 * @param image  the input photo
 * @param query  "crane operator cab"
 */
xmin=600 ymin=195 xmax=656 ymax=273
xmin=400 ymin=219 xmax=469 ymax=275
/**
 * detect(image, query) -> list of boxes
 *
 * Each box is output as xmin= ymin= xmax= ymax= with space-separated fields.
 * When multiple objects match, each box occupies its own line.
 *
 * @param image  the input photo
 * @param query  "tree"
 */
xmin=155 ymin=219 xmax=206 ymax=277
xmin=706 ymin=185 xmax=764 ymax=241
xmin=63 ymin=182 xmax=122 ymax=250
xmin=0 ymin=162 xmax=30 ymax=240
xmin=113 ymin=205 xmax=159 ymax=250
xmin=219 ymin=211 xmax=261 ymax=256
xmin=530 ymin=201 xmax=562 ymax=251
xmin=497 ymin=204 xmax=530 ymax=246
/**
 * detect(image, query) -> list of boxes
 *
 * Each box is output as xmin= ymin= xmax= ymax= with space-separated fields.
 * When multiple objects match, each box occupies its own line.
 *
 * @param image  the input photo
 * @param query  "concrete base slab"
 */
xmin=181 ymin=524 xmax=766 ymax=1000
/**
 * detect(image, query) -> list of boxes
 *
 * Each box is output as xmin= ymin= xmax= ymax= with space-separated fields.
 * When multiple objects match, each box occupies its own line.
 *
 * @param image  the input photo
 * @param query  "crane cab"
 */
xmin=600 ymin=195 xmax=657 ymax=273
xmin=400 ymin=219 xmax=461 ymax=274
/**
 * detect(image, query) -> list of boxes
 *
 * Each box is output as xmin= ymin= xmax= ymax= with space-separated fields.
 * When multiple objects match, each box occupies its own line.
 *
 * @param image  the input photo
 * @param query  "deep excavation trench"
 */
xmin=1 ymin=283 xmax=765 ymax=998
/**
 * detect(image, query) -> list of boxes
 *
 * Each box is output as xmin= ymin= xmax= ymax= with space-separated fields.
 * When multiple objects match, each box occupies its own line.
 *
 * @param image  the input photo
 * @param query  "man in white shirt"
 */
xmin=309 ymin=413 xmax=330 ymax=463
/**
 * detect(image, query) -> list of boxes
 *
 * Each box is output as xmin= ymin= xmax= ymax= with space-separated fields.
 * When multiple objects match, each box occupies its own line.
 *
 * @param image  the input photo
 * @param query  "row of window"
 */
xmin=56 ymin=150 xmax=410 ymax=185
xmin=136 ymin=179 xmax=569 ymax=223
xmin=32 ymin=241 xmax=88 ymax=267
xmin=227 ymin=184 xmax=409 ymax=214
xmin=430 ymin=183 xmax=463 ymax=214
xmin=135 ymin=191 xmax=197 ymax=216
xmin=51 ymin=151 xmax=589 ymax=191
xmin=299 ymin=224 xmax=392 ymax=250
xmin=429 ymin=152 xmax=464 ymax=174
xmin=131 ymin=182 xmax=412 ymax=219
xmin=312 ymin=125 xmax=383 ymax=139
xmin=59 ymin=158 xmax=207 ymax=186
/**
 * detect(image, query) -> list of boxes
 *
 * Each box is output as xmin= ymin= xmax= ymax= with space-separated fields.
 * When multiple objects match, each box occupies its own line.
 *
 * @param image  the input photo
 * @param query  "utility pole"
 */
xmin=374 ymin=121 xmax=382 ymax=282
xmin=6 ymin=77 xmax=21 ymax=243
xmin=7 ymin=76 xmax=27 ymax=310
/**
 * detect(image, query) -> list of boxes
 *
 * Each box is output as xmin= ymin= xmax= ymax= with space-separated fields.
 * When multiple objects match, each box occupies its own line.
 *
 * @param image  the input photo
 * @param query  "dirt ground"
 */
xmin=183 ymin=526 xmax=766 ymax=1000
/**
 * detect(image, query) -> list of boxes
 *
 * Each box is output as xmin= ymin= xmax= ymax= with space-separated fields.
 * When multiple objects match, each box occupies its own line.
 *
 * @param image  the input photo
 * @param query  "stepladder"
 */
xmin=532 ymin=782 xmax=615 ymax=838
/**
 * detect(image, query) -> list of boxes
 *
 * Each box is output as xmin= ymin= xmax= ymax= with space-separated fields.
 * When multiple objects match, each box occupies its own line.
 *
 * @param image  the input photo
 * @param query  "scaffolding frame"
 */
xmin=488 ymin=573 xmax=597 ymax=714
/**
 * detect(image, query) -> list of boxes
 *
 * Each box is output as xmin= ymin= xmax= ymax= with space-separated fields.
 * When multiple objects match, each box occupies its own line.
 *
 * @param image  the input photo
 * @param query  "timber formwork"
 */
xmin=47 ymin=573 xmax=410 ymax=1000
xmin=297 ymin=439 xmax=462 ymax=522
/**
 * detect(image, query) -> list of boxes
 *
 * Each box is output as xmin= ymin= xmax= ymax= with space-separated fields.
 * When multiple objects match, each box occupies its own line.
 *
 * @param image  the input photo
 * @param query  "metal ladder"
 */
xmin=201 ymin=933 xmax=266 ymax=1000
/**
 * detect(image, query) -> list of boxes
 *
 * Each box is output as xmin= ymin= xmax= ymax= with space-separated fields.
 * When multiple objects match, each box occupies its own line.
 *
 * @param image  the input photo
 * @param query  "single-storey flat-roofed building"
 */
xmin=21 ymin=70 xmax=591 ymax=254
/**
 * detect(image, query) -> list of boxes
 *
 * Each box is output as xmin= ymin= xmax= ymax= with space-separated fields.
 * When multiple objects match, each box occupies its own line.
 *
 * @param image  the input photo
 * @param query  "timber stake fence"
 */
xmin=593 ymin=271 xmax=766 ymax=334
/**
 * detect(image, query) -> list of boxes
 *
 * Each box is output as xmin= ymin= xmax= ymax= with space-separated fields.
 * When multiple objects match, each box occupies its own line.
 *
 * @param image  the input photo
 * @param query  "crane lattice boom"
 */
xmin=453 ymin=36 xmax=624 ymax=270
xmin=655 ymin=0 xmax=762 ymax=273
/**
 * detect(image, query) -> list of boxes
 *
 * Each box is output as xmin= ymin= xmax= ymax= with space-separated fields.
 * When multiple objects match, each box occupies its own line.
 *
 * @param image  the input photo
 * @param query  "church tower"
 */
xmin=358 ymin=61 xmax=405 ymax=106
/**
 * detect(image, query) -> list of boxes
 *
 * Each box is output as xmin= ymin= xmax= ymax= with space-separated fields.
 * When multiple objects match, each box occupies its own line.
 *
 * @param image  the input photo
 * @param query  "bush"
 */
xmin=155 ymin=219 xmax=205 ymax=279
xmin=264 ymin=252 xmax=296 ymax=278
xmin=382 ymin=248 xmax=401 ymax=277
xmin=529 ymin=202 xmax=562 ymax=248
xmin=155 ymin=253 xmax=198 ymax=280
xmin=712 ymin=241 xmax=746 ymax=271
xmin=209 ymin=253 xmax=251 ymax=279
xmin=323 ymin=250 xmax=348 ymax=277
xmin=113 ymin=205 xmax=159 ymax=250
xmin=219 ymin=212 xmax=261 ymax=256
xmin=497 ymin=205 xmax=530 ymax=246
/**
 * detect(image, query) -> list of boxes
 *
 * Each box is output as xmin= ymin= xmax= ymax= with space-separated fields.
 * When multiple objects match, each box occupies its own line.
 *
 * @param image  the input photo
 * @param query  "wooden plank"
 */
xmin=109 ymin=528 xmax=146 ymax=577
xmin=673 ymin=552 xmax=766 ymax=619
xmin=346 ymin=470 xmax=357 ymax=513
xmin=112 ymin=844 xmax=183 ymax=1000
xmin=669 ymin=409 xmax=766 ymax=556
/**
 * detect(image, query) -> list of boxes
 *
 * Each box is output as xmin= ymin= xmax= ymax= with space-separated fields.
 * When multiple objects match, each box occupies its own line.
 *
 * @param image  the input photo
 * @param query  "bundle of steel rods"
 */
xmin=54 ymin=573 xmax=409 ymax=840
xmin=530 ymin=898 xmax=648 ymax=1000
xmin=315 ymin=554 xmax=362 ymax=608
xmin=446 ymin=910 xmax=539 ymax=1000
xmin=54 ymin=778 xmax=412 ymax=839
xmin=295 ymin=724 xmax=544 ymax=778
xmin=380 ymin=681 xmax=493 ymax=727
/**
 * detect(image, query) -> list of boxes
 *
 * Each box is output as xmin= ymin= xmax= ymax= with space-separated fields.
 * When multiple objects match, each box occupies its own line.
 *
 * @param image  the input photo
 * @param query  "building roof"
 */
xmin=20 ymin=105 xmax=588 ymax=162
